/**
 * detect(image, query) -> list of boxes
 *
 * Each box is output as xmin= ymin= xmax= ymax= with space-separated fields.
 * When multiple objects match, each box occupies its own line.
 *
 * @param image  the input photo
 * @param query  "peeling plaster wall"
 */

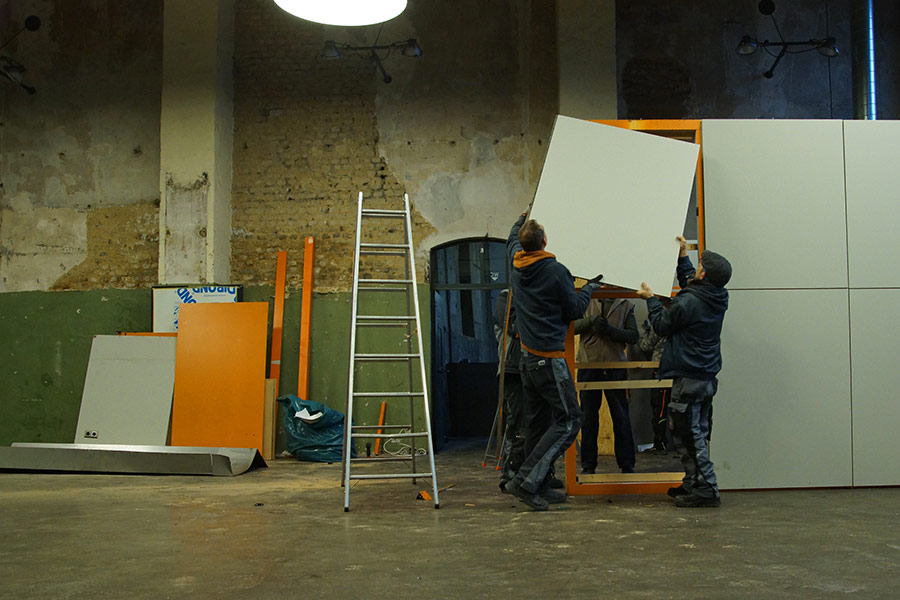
xmin=231 ymin=0 xmax=556 ymax=292
xmin=0 ymin=0 xmax=162 ymax=292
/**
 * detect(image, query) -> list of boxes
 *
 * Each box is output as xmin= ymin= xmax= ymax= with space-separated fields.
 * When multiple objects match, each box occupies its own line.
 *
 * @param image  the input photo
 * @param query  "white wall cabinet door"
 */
xmin=849 ymin=289 xmax=900 ymax=486
xmin=714 ymin=289 xmax=852 ymax=489
xmin=702 ymin=119 xmax=848 ymax=290
xmin=844 ymin=120 xmax=900 ymax=289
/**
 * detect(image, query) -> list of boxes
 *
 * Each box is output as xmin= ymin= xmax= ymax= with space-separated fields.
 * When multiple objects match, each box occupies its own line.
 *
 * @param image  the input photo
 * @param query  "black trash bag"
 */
xmin=277 ymin=395 xmax=356 ymax=462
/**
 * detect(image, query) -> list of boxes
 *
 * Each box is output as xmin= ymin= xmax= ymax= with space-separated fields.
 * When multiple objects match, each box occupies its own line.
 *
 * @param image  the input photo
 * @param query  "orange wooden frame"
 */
xmin=561 ymin=120 xmax=706 ymax=495
xmin=269 ymin=251 xmax=287 ymax=394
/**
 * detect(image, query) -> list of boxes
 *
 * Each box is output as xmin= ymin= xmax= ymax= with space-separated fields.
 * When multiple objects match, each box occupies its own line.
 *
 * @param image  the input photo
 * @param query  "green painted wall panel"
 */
xmin=0 ymin=289 xmax=152 ymax=446
xmin=1 ymin=286 xmax=432 ymax=455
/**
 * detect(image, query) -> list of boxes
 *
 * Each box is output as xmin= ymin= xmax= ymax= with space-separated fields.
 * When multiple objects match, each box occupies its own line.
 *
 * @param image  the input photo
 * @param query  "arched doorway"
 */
xmin=430 ymin=238 xmax=507 ymax=450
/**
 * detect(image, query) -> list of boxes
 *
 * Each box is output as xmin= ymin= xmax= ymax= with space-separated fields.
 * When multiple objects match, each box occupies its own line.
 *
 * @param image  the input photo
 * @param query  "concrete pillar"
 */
xmin=557 ymin=0 xmax=617 ymax=120
xmin=159 ymin=0 xmax=234 ymax=284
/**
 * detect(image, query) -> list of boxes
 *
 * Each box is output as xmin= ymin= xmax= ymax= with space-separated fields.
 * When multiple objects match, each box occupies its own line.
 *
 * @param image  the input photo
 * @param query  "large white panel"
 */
xmin=714 ymin=289 xmax=852 ymax=489
xmin=75 ymin=335 xmax=177 ymax=445
xmin=702 ymin=120 xmax=847 ymax=290
xmin=529 ymin=116 xmax=698 ymax=295
xmin=849 ymin=289 xmax=900 ymax=486
xmin=844 ymin=120 xmax=900 ymax=288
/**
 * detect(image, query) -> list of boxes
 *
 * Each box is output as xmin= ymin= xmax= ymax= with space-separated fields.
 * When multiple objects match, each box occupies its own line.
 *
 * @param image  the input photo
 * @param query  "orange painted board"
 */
xmin=270 ymin=251 xmax=288 ymax=392
xmin=171 ymin=302 xmax=269 ymax=452
xmin=298 ymin=236 xmax=314 ymax=399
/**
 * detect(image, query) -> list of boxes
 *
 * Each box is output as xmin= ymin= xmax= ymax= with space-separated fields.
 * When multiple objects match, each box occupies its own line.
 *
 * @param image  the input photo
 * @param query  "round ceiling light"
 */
xmin=273 ymin=0 xmax=408 ymax=27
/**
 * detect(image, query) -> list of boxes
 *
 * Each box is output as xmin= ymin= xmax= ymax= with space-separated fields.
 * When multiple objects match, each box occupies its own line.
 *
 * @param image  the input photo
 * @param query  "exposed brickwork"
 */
xmin=51 ymin=202 xmax=159 ymax=290
xmin=231 ymin=0 xmax=435 ymax=292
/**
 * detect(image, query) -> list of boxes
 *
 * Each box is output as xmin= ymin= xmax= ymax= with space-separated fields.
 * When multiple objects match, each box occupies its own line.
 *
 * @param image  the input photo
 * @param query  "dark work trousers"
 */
xmin=668 ymin=376 xmax=719 ymax=498
xmin=577 ymin=368 xmax=636 ymax=472
xmin=649 ymin=372 xmax=671 ymax=448
xmin=511 ymin=353 xmax=583 ymax=495
xmin=499 ymin=373 xmax=526 ymax=484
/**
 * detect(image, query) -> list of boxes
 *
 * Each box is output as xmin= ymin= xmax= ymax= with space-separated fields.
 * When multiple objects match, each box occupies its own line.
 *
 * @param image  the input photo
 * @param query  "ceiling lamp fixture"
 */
xmin=273 ymin=0 xmax=407 ymax=27
xmin=737 ymin=0 xmax=838 ymax=78
xmin=323 ymin=38 xmax=422 ymax=83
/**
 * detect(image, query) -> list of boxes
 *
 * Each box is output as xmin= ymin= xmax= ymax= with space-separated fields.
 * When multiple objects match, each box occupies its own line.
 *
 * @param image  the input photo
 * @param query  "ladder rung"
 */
xmin=352 ymin=424 xmax=411 ymax=430
xmin=352 ymin=432 xmax=429 ymax=439
xmin=350 ymin=472 xmax=433 ymax=480
xmin=360 ymin=251 xmax=408 ymax=257
xmin=357 ymin=315 xmax=415 ymax=321
xmin=355 ymin=353 xmax=420 ymax=360
xmin=353 ymin=392 xmax=424 ymax=397
xmin=361 ymin=209 xmax=406 ymax=217
xmin=360 ymin=243 xmax=408 ymax=249
xmin=351 ymin=456 xmax=411 ymax=463
xmin=359 ymin=278 xmax=413 ymax=284
xmin=358 ymin=287 xmax=409 ymax=292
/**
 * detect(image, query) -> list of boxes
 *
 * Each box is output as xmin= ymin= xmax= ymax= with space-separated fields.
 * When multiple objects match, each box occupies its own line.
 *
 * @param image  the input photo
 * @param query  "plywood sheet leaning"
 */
xmin=528 ymin=115 xmax=699 ymax=295
xmin=75 ymin=335 xmax=177 ymax=445
xmin=171 ymin=302 xmax=269 ymax=452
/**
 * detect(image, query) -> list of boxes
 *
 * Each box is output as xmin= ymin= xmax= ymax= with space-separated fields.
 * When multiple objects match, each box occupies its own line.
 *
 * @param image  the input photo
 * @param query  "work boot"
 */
xmin=667 ymin=484 xmax=688 ymax=499
xmin=546 ymin=474 xmax=564 ymax=489
xmin=674 ymin=493 xmax=721 ymax=508
xmin=505 ymin=479 xmax=549 ymax=511
xmin=540 ymin=488 xmax=568 ymax=504
xmin=581 ymin=466 xmax=595 ymax=475
xmin=499 ymin=479 xmax=510 ymax=494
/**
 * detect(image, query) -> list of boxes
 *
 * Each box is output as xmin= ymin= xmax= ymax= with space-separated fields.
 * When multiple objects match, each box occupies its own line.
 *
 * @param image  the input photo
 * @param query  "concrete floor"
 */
xmin=2 ymin=439 xmax=899 ymax=599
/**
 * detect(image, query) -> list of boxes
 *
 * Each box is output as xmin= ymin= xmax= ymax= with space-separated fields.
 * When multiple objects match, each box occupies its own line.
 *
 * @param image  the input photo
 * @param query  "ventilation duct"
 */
xmin=851 ymin=0 xmax=877 ymax=119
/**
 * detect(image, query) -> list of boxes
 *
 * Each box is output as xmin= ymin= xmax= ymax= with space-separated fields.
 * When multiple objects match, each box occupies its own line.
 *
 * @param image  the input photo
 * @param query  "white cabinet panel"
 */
xmin=714 ymin=289 xmax=852 ymax=489
xmin=844 ymin=120 xmax=900 ymax=289
xmin=75 ymin=335 xmax=177 ymax=445
xmin=849 ymin=289 xmax=900 ymax=486
xmin=702 ymin=120 xmax=847 ymax=290
xmin=529 ymin=116 xmax=699 ymax=295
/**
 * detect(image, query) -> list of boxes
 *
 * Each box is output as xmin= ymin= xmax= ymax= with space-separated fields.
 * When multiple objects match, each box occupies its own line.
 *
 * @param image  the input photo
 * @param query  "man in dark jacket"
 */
xmin=504 ymin=213 xmax=602 ymax=511
xmin=637 ymin=235 xmax=731 ymax=508
xmin=493 ymin=289 xmax=526 ymax=491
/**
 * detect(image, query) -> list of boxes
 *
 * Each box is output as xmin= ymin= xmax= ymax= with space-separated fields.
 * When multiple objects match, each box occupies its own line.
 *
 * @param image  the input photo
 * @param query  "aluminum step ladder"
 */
xmin=342 ymin=192 xmax=439 ymax=511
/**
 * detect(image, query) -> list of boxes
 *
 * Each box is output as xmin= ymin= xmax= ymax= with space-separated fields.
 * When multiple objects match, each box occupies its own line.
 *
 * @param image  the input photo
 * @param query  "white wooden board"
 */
xmin=702 ymin=119 xmax=848 ymax=290
xmin=713 ymin=289 xmax=852 ymax=489
xmin=844 ymin=120 xmax=900 ymax=289
xmin=75 ymin=335 xmax=177 ymax=445
xmin=849 ymin=289 xmax=900 ymax=486
xmin=528 ymin=116 xmax=699 ymax=295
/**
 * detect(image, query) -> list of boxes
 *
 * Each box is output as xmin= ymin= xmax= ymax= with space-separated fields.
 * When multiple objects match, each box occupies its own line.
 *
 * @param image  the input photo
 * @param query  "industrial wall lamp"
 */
xmin=323 ymin=38 xmax=422 ymax=83
xmin=737 ymin=0 xmax=838 ymax=78
xmin=0 ymin=14 xmax=41 ymax=94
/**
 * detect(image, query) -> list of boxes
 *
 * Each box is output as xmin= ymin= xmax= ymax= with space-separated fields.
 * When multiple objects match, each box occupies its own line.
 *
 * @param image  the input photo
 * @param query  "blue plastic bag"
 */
xmin=277 ymin=395 xmax=355 ymax=462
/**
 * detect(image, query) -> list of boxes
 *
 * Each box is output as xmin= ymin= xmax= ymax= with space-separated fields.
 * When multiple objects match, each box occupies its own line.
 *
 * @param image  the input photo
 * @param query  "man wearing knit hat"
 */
xmin=637 ymin=235 xmax=731 ymax=508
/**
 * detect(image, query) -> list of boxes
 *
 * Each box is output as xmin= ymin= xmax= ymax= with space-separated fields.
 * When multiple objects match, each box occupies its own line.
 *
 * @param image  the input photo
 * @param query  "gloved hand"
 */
xmin=591 ymin=314 xmax=610 ymax=336
xmin=587 ymin=273 xmax=604 ymax=285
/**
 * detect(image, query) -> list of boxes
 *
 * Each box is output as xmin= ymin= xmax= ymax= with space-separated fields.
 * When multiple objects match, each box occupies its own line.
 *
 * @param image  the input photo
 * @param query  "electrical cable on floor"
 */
xmin=382 ymin=429 xmax=427 ymax=457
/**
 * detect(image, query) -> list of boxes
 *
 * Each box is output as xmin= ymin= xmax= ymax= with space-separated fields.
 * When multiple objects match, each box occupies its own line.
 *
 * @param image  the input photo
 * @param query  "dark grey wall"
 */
xmin=616 ymin=0 xmax=899 ymax=119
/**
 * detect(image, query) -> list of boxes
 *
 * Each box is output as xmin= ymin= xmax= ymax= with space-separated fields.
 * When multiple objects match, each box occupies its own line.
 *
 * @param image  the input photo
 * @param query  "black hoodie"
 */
xmin=507 ymin=215 xmax=598 ymax=356
xmin=646 ymin=255 xmax=729 ymax=380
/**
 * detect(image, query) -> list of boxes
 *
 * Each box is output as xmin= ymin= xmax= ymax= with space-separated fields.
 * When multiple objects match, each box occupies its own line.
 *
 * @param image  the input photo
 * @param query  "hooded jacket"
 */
xmin=646 ymin=255 xmax=729 ymax=380
xmin=507 ymin=214 xmax=598 ymax=357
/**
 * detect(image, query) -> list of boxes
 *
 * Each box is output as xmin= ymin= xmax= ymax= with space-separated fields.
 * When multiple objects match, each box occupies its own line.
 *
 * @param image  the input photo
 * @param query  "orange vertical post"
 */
xmin=373 ymin=401 xmax=387 ymax=456
xmin=297 ymin=237 xmax=315 ymax=399
xmin=270 ymin=251 xmax=287 ymax=394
